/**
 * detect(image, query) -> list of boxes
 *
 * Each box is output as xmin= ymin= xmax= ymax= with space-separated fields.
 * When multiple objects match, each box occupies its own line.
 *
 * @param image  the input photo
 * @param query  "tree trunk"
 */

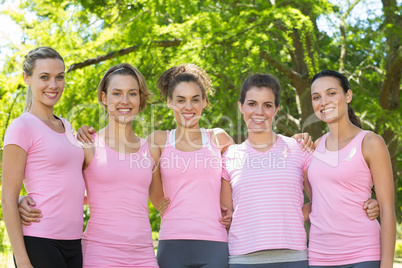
xmin=380 ymin=0 xmax=401 ymax=217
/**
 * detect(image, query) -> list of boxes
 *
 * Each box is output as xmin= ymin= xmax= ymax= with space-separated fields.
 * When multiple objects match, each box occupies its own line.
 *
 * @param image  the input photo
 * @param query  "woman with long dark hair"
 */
xmin=307 ymin=70 xmax=395 ymax=268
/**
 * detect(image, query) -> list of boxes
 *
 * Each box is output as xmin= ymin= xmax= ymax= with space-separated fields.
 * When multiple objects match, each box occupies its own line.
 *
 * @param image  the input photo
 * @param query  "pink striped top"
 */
xmin=308 ymin=131 xmax=381 ymax=265
xmin=222 ymin=135 xmax=311 ymax=255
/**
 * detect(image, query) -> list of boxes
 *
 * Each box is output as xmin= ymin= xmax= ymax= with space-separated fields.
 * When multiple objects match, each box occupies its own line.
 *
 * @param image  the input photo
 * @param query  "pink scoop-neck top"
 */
xmin=82 ymin=134 xmax=158 ymax=267
xmin=308 ymin=130 xmax=381 ymax=266
xmin=158 ymin=129 xmax=227 ymax=242
xmin=222 ymin=135 xmax=311 ymax=255
xmin=4 ymin=112 xmax=85 ymax=240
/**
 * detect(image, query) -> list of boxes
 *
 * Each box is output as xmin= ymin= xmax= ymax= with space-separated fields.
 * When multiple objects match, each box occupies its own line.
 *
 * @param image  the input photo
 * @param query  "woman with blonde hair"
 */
xmin=2 ymin=47 xmax=85 ymax=268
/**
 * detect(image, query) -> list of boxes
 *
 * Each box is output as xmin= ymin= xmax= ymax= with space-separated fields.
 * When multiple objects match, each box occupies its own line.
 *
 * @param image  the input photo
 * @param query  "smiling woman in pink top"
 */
xmin=80 ymin=64 xmax=158 ymax=267
xmin=307 ymin=70 xmax=395 ymax=268
xmin=2 ymin=47 xmax=85 ymax=268
xmin=147 ymin=64 xmax=234 ymax=268
xmin=220 ymin=74 xmax=311 ymax=268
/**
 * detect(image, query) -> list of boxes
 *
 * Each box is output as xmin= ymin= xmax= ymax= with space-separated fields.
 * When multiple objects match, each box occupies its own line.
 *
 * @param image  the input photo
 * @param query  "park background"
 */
xmin=0 ymin=0 xmax=400 ymax=266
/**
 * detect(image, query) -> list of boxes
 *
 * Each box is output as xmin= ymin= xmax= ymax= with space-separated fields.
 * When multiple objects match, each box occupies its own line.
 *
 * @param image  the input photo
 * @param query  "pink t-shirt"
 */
xmin=82 ymin=134 xmax=158 ymax=267
xmin=308 ymin=131 xmax=381 ymax=265
xmin=3 ymin=112 xmax=85 ymax=240
xmin=222 ymin=135 xmax=311 ymax=256
xmin=158 ymin=129 xmax=227 ymax=242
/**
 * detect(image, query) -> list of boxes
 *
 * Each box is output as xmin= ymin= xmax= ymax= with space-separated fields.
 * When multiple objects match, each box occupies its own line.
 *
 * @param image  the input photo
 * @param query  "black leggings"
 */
xmin=309 ymin=261 xmax=380 ymax=268
xmin=157 ymin=239 xmax=229 ymax=268
xmin=14 ymin=236 xmax=82 ymax=268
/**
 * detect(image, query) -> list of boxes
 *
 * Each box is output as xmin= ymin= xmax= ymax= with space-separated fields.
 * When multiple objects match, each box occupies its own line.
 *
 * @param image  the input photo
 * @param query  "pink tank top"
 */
xmin=308 ymin=131 xmax=381 ymax=266
xmin=158 ymin=129 xmax=228 ymax=242
xmin=82 ymin=134 xmax=158 ymax=267
xmin=4 ymin=112 xmax=85 ymax=240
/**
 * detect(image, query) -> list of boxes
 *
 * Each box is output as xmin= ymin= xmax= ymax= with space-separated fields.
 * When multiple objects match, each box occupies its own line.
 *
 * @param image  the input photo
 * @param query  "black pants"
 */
xmin=157 ymin=239 xmax=229 ymax=268
xmin=14 ymin=236 xmax=82 ymax=268
xmin=309 ymin=261 xmax=380 ymax=268
xmin=229 ymin=260 xmax=308 ymax=268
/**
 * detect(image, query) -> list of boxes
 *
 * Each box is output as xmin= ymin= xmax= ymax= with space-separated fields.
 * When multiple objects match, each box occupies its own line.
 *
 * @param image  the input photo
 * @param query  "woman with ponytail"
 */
xmin=2 ymin=47 xmax=85 ymax=268
xmin=306 ymin=70 xmax=396 ymax=268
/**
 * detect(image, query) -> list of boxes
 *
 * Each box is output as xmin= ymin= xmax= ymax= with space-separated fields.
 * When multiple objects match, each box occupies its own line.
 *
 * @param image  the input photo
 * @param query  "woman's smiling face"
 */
xmin=311 ymin=76 xmax=352 ymax=124
xmin=239 ymin=86 xmax=279 ymax=133
xmin=167 ymin=81 xmax=207 ymax=129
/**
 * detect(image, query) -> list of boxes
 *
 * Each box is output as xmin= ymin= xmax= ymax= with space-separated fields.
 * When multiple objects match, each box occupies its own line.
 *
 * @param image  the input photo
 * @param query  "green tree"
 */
xmin=0 ymin=0 xmax=400 ymax=241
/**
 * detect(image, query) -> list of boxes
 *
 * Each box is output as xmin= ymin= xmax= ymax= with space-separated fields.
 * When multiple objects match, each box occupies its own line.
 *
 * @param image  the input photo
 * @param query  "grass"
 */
xmin=1 ymin=225 xmax=402 ymax=267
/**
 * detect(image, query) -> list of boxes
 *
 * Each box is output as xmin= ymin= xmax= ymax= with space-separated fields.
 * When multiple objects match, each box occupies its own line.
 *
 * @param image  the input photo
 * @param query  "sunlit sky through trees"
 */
xmin=0 ymin=0 xmax=388 ymax=69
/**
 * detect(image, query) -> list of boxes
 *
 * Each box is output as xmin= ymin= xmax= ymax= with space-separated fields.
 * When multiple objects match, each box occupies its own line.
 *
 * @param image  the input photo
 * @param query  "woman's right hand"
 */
xmin=77 ymin=125 xmax=96 ymax=144
xmin=158 ymin=198 xmax=171 ymax=217
xmin=18 ymin=196 xmax=42 ymax=226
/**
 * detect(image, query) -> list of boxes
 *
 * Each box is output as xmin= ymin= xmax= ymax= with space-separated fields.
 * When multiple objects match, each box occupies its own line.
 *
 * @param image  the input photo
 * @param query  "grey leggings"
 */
xmin=230 ymin=260 xmax=308 ymax=268
xmin=157 ymin=239 xmax=229 ymax=268
xmin=309 ymin=261 xmax=380 ymax=268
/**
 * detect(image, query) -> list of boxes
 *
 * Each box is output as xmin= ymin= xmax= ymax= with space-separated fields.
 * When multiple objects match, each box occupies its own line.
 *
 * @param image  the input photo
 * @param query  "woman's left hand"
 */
xmin=219 ymin=205 xmax=233 ymax=229
xmin=364 ymin=199 xmax=380 ymax=220
xmin=292 ymin=133 xmax=314 ymax=152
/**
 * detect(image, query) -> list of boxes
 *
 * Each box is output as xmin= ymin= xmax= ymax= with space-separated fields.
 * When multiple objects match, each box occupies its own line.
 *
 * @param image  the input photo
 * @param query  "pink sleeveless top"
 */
xmin=308 ymin=131 xmax=381 ymax=266
xmin=82 ymin=134 xmax=158 ymax=267
xmin=158 ymin=129 xmax=228 ymax=242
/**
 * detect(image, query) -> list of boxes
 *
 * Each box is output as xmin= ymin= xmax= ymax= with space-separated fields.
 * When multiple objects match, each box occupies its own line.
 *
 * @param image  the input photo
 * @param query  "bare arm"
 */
xmin=302 ymin=169 xmax=312 ymax=223
xmin=211 ymin=128 xmax=235 ymax=154
xmin=2 ymin=145 xmax=33 ymax=268
xmin=220 ymin=179 xmax=234 ymax=230
xmin=147 ymin=132 xmax=169 ymax=215
xmin=363 ymin=133 xmax=395 ymax=268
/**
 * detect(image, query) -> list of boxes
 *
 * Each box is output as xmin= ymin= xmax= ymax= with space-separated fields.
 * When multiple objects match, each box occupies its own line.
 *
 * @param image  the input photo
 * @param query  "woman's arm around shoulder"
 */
xmin=82 ymin=136 xmax=97 ymax=170
xmin=210 ymin=128 xmax=235 ymax=154
xmin=362 ymin=132 xmax=395 ymax=268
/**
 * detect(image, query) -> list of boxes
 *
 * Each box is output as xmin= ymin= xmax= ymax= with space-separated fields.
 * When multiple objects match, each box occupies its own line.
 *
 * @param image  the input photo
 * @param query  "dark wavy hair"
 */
xmin=157 ymin=64 xmax=212 ymax=105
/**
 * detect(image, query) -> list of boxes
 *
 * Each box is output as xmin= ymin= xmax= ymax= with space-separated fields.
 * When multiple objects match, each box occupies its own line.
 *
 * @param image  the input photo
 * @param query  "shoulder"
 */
xmin=278 ymin=134 xmax=295 ymax=144
xmin=278 ymin=134 xmax=300 ymax=150
xmin=362 ymin=131 xmax=386 ymax=153
xmin=313 ymin=135 xmax=324 ymax=150
xmin=146 ymin=130 xmax=168 ymax=147
xmin=6 ymin=114 xmax=33 ymax=134
xmin=223 ymin=142 xmax=246 ymax=157
xmin=208 ymin=128 xmax=234 ymax=151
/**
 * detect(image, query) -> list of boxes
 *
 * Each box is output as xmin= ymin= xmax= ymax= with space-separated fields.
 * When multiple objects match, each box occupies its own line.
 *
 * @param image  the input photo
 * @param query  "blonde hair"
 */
xmin=157 ymin=64 xmax=212 ymax=104
xmin=97 ymin=63 xmax=151 ymax=112
xmin=22 ymin=47 xmax=64 ymax=112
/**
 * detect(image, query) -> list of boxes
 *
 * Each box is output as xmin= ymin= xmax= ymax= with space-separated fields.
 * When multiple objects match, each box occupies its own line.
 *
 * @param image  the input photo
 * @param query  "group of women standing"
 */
xmin=2 ymin=46 xmax=395 ymax=268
